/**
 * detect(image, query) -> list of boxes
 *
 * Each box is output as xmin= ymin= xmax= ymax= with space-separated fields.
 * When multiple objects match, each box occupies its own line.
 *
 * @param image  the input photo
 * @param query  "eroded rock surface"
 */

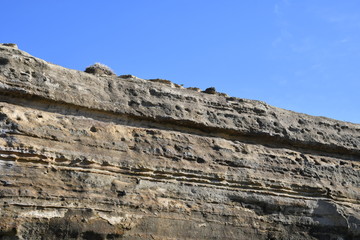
xmin=0 ymin=44 xmax=359 ymax=239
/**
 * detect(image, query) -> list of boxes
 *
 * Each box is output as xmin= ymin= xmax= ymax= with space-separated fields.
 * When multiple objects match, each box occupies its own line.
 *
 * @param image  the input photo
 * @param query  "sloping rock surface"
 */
xmin=0 ymin=44 xmax=359 ymax=239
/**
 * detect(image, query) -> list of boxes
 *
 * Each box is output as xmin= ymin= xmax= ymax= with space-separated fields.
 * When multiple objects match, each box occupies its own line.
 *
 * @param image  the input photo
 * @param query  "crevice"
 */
xmin=1 ymin=149 xmax=359 ymax=203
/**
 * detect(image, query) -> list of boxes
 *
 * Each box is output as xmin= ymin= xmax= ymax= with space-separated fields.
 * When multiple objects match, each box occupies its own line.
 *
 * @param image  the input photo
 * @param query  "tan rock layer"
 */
xmin=0 ymin=44 xmax=359 ymax=239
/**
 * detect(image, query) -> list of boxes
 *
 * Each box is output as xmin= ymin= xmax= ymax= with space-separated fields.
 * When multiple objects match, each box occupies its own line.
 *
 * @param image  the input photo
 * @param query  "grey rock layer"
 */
xmin=0 ymin=44 xmax=359 ymax=239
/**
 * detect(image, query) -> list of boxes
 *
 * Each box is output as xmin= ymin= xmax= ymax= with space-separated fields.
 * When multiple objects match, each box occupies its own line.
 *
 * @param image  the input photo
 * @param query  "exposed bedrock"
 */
xmin=0 ymin=44 xmax=359 ymax=239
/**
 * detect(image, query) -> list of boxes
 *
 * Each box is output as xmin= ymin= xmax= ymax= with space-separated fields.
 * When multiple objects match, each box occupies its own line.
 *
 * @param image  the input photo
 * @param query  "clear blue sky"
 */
xmin=2 ymin=1 xmax=360 ymax=123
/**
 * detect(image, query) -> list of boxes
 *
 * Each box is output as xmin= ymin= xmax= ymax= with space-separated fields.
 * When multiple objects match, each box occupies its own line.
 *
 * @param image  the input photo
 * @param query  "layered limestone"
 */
xmin=0 ymin=44 xmax=359 ymax=239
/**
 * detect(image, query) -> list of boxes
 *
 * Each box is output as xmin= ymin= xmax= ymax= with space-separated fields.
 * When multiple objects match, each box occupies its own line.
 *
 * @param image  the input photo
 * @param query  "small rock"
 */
xmin=204 ymin=87 xmax=216 ymax=94
xmin=119 ymin=74 xmax=136 ymax=79
xmin=217 ymin=92 xmax=228 ymax=97
xmin=84 ymin=62 xmax=115 ymax=76
xmin=1 ymin=43 xmax=18 ymax=49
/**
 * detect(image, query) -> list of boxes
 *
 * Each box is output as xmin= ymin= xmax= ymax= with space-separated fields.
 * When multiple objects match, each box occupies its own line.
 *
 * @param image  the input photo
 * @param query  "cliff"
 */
xmin=0 ymin=44 xmax=359 ymax=240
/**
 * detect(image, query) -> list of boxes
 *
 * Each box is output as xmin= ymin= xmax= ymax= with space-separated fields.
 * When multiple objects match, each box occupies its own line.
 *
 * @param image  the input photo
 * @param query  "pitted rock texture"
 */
xmin=0 ymin=44 xmax=359 ymax=239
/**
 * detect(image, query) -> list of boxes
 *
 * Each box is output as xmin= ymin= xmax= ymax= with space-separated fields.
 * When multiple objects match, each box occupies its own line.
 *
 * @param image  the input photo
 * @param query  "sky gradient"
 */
xmin=2 ymin=1 xmax=360 ymax=123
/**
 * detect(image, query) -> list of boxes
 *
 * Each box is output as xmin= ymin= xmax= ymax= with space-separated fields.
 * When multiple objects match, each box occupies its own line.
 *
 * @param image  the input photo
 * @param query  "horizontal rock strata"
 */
xmin=0 ymin=44 xmax=359 ymax=239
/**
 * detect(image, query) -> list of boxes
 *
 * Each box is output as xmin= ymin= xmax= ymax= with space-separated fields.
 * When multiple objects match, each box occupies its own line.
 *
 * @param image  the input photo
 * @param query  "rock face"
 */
xmin=0 ymin=44 xmax=359 ymax=240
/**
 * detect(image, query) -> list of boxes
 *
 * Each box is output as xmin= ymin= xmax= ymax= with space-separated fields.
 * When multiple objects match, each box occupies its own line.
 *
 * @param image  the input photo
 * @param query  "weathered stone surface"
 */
xmin=0 ymin=43 xmax=359 ymax=239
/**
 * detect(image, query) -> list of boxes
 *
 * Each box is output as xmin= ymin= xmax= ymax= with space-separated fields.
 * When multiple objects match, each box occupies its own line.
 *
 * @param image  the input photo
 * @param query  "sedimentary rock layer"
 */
xmin=0 ymin=44 xmax=359 ymax=239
